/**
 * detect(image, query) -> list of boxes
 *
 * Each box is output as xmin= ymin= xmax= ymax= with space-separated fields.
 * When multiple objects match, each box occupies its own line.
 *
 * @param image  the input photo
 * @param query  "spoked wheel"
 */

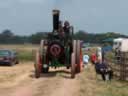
xmin=71 ymin=53 xmax=75 ymax=78
xmin=40 ymin=40 xmax=44 ymax=57
xmin=76 ymin=40 xmax=83 ymax=73
xmin=40 ymin=40 xmax=49 ymax=73
xmin=34 ymin=50 xmax=42 ymax=78
xmin=71 ymin=40 xmax=77 ymax=78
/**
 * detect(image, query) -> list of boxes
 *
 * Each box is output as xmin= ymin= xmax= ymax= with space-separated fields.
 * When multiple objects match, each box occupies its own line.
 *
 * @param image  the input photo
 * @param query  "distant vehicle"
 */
xmin=113 ymin=38 xmax=128 ymax=52
xmin=102 ymin=46 xmax=112 ymax=52
xmin=82 ymin=43 xmax=90 ymax=48
xmin=0 ymin=49 xmax=19 ymax=66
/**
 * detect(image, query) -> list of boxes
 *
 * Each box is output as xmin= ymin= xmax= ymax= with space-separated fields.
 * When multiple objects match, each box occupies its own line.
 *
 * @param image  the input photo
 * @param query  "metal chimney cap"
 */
xmin=53 ymin=9 xmax=60 ymax=15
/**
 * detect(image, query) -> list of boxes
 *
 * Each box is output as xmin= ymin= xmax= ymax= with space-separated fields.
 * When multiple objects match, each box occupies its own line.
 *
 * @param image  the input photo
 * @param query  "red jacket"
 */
xmin=91 ymin=54 xmax=97 ymax=62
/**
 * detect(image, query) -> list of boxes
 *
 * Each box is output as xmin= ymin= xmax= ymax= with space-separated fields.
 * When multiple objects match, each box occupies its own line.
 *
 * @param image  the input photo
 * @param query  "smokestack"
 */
xmin=52 ymin=10 xmax=60 ymax=32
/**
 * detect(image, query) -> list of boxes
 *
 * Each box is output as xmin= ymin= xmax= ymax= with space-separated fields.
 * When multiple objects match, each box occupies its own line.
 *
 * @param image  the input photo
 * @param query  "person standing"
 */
xmin=83 ymin=54 xmax=90 ymax=68
xmin=91 ymin=53 xmax=97 ymax=64
xmin=95 ymin=59 xmax=113 ymax=81
xmin=63 ymin=21 xmax=70 ymax=34
xmin=96 ymin=47 xmax=102 ymax=61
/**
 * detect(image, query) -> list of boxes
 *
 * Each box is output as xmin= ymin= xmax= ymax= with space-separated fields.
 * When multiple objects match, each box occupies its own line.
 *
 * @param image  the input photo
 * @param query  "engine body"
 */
xmin=42 ymin=10 xmax=73 ymax=68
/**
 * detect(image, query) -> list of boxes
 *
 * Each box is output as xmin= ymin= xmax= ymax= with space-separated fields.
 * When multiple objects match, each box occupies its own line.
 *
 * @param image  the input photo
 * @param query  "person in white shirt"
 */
xmin=96 ymin=47 xmax=102 ymax=61
xmin=83 ymin=54 xmax=89 ymax=68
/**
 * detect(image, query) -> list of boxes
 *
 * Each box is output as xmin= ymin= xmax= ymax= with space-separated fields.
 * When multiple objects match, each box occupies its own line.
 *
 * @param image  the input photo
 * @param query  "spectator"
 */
xmin=83 ymin=54 xmax=89 ymax=68
xmin=102 ymin=50 xmax=105 ymax=62
xmin=96 ymin=47 xmax=102 ymax=61
xmin=91 ymin=53 xmax=97 ymax=64
xmin=95 ymin=59 xmax=113 ymax=81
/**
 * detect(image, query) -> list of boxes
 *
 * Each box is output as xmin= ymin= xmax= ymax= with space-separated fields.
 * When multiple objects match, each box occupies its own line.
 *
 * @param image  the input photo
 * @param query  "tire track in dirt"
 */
xmin=32 ymin=69 xmax=80 ymax=96
xmin=0 ymin=63 xmax=80 ymax=96
xmin=29 ymin=68 xmax=80 ymax=96
xmin=49 ymin=78 xmax=79 ymax=96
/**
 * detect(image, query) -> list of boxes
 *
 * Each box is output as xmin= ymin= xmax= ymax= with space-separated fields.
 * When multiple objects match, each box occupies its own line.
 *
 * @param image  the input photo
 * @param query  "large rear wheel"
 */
xmin=76 ymin=40 xmax=83 ymax=73
xmin=71 ymin=40 xmax=77 ymax=78
xmin=71 ymin=53 xmax=75 ymax=78
xmin=34 ymin=50 xmax=42 ymax=78
xmin=40 ymin=40 xmax=49 ymax=73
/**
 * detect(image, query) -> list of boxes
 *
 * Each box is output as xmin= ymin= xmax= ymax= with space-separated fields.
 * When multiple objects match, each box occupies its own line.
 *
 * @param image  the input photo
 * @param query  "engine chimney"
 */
xmin=52 ymin=10 xmax=60 ymax=32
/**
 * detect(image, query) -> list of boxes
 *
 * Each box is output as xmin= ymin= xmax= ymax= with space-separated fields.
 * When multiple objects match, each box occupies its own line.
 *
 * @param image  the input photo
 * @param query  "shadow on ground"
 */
xmin=29 ymin=69 xmax=72 ymax=79
xmin=0 ymin=64 xmax=11 ymax=67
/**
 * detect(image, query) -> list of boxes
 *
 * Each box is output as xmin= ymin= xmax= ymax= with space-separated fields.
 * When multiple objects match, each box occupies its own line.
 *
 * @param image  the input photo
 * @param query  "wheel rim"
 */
xmin=71 ymin=53 xmax=75 ymax=78
xmin=71 ymin=40 xmax=77 ymax=78
xmin=34 ymin=50 xmax=42 ymax=78
xmin=40 ymin=40 xmax=49 ymax=73
xmin=40 ymin=40 xmax=44 ymax=58
xmin=76 ymin=40 xmax=83 ymax=73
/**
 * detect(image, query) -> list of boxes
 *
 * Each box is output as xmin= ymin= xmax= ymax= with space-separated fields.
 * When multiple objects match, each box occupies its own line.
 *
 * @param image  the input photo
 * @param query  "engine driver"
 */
xmin=63 ymin=21 xmax=70 ymax=35
xmin=58 ymin=21 xmax=64 ymax=36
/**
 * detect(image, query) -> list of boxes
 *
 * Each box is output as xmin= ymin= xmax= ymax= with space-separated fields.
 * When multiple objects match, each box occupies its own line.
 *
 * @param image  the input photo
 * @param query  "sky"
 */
xmin=0 ymin=0 xmax=128 ymax=35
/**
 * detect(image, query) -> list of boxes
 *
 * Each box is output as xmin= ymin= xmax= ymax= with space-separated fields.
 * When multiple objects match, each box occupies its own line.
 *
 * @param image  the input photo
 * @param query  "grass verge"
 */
xmin=78 ymin=65 xmax=128 ymax=96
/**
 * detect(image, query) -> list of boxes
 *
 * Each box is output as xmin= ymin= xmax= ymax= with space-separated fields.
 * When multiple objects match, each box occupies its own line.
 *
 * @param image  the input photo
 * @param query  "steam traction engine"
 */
xmin=34 ymin=10 xmax=83 ymax=78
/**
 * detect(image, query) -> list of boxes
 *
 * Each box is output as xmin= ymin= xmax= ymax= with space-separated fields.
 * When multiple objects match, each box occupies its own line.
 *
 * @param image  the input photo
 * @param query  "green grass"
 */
xmin=105 ymin=51 xmax=115 ymax=62
xmin=78 ymin=65 xmax=128 ymax=96
xmin=100 ymin=81 xmax=128 ymax=96
xmin=81 ymin=47 xmax=128 ymax=96
xmin=0 ymin=44 xmax=38 ymax=61
xmin=18 ymin=50 xmax=33 ymax=61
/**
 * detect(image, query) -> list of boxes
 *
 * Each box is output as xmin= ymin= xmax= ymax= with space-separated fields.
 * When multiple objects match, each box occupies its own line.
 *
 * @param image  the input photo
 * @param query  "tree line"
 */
xmin=0 ymin=29 xmax=127 ymax=44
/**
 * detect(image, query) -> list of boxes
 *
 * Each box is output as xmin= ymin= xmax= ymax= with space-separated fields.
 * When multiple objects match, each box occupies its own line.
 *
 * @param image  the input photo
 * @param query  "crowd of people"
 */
xmin=58 ymin=21 xmax=114 ymax=81
xmin=83 ymin=47 xmax=113 ymax=81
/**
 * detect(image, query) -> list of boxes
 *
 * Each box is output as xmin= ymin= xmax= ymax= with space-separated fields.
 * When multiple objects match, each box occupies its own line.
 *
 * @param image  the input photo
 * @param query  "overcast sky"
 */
xmin=0 ymin=0 xmax=128 ymax=35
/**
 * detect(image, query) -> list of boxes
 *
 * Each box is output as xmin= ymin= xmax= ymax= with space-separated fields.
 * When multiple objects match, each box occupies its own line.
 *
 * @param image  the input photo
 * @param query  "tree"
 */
xmin=0 ymin=29 xmax=14 ymax=44
xmin=29 ymin=32 xmax=48 ymax=44
xmin=1 ymin=29 xmax=14 ymax=37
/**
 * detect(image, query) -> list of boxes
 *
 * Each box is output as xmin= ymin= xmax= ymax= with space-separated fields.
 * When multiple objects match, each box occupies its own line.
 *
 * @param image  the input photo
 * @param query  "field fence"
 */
xmin=106 ymin=52 xmax=128 ymax=81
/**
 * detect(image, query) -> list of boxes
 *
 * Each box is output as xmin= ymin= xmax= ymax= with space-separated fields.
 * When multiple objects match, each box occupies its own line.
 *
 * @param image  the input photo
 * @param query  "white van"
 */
xmin=113 ymin=38 xmax=128 ymax=52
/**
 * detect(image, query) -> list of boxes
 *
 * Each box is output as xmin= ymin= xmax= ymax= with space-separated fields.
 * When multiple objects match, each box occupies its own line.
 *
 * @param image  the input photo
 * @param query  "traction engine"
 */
xmin=34 ymin=10 xmax=83 ymax=78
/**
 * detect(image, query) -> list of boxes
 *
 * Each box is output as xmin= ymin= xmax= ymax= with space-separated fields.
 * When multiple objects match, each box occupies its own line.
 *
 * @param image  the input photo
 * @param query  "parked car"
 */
xmin=0 ymin=49 xmax=19 ymax=66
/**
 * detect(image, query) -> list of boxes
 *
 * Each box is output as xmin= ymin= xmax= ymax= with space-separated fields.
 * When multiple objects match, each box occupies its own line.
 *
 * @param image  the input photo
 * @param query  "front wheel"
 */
xmin=42 ymin=64 xmax=49 ymax=73
xmin=15 ymin=60 xmax=19 ymax=64
xmin=9 ymin=61 xmax=15 ymax=66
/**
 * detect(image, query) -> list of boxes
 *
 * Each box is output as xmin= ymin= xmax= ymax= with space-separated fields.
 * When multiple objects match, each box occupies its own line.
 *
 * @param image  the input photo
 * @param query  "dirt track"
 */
xmin=1 ymin=62 xmax=128 ymax=96
xmin=0 ymin=62 xmax=80 ymax=96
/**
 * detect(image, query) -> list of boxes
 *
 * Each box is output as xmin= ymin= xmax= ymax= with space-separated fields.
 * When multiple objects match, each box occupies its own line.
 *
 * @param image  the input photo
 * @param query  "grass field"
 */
xmin=0 ymin=44 xmax=39 ymax=61
xmin=0 ymin=45 xmax=127 ymax=96
xmin=79 ymin=65 xmax=128 ymax=96
xmin=81 ymin=47 xmax=128 ymax=96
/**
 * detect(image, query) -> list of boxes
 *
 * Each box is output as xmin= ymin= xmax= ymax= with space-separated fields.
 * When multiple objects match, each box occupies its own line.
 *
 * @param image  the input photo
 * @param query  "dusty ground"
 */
xmin=0 ymin=62 xmax=80 ymax=96
xmin=0 ymin=45 xmax=127 ymax=96
xmin=0 ymin=62 xmax=128 ymax=96
xmin=0 ymin=45 xmax=80 ymax=96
